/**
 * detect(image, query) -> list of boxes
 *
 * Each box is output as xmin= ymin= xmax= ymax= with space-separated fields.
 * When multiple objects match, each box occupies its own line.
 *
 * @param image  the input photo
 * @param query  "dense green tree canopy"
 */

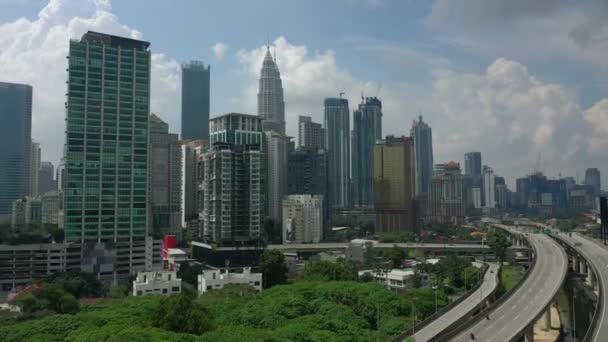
xmin=258 ymin=249 xmax=288 ymax=288
xmin=0 ymin=281 xmax=451 ymax=341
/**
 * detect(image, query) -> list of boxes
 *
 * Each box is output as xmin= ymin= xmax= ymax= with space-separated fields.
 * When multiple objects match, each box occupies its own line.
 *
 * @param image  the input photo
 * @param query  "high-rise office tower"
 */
xmin=483 ymin=165 xmax=495 ymax=211
xmin=202 ymin=113 xmax=264 ymax=244
xmin=324 ymin=98 xmax=350 ymax=209
xmin=288 ymin=148 xmax=328 ymax=197
xmin=584 ymin=168 xmax=601 ymax=196
xmin=265 ymin=131 xmax=289 ymax=223
xmin=0 ymin=82 xmax=32 ymax=217
xmin=38 ymin=161 xmax=56 ymax=195
xmin=258 ymin=47 xmax=285 ymax=134
xmin=181 ymin=61 xmax=210 ymax=141
xmin=29 ymin=141 xmax=41 ymax=197
xmin=298 ymin=116 xmax=325 ymax=149
xmin=64 ymin=31 xmax=157 ymax=281
xmin=516 ymin=177 xmax=528 ymax=208
xmin=411 ymin=116 xmax=433 ymax=196
xmin=464 ymin=151 xmax=483 ymax=205
xmin=464 ymin=152 xmax=482 ymax=179
xmin=352 ymin=97 xmax=382 ymax=207
xmin=179 ymin=139 xmax=206 ymax=229
xmin=429 ymin=162 xmax=465 ymax=225
xmin=282 ymin=194 xmax=324 ymax=243
xmin=374 ymin=136 xmax=415 ymax=234
xmin=149 ymin=114 xmax=182 ymax=236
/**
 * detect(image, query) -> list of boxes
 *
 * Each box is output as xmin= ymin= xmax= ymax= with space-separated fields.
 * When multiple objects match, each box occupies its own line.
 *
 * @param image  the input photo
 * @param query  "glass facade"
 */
xmin=64 ymin=33 xmax=150 ymax=243
xmin=181 ymin=61 xmax=210 ymax=141
xmin=0 ymin=82 xmax=32 ymax=216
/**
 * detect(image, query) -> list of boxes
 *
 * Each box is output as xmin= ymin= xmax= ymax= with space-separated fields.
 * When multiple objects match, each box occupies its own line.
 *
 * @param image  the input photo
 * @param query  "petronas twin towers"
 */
xmin=257 ymin=46 xmax=286 ymax=134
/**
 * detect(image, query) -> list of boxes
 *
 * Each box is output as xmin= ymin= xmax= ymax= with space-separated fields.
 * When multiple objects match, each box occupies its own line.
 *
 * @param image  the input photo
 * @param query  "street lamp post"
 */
xmin=572 ymin=288 xmax=577 ymax=341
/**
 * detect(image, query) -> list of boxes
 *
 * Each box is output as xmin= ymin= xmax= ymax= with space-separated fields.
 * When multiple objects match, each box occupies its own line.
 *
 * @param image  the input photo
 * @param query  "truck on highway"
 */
xmin=574 ymin=242 xmax=582 ymax=247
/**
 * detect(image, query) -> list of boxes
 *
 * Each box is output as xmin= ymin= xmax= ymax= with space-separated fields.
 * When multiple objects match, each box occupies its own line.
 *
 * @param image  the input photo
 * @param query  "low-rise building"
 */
xmin=359 ymin=269 xmax=418 ymax=290
xmin=283 ymin=194 xmax=324 ymax=243
xmin=0 ymin=243 xmax=81 ymax=292
xmin=197 ymin=267 xmax=262 ymax=294
xmin=132 ymin=271 xmax=181 ymax=296
xmin=41 ymin=190 xmax=63 ymax=225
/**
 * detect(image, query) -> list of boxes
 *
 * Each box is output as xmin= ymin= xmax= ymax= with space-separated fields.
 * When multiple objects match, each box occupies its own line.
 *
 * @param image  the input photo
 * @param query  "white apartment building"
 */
xmin=132 ymin=270 xmax=181 ymax=296
xmin=483 ymin=165 xmax=495 ymax=211
xmin=358 ymin=269 xmax=419 ymax=290
xmin=282 ymin=194 xmax=324 ymax=243
xmin=198 ymin=267 xmax=262 ymax=294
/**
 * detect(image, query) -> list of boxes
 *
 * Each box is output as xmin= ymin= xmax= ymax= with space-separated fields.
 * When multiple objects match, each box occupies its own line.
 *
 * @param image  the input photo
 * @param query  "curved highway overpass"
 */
xmin=451 ymin=227 xmax=567 ymax=342
xmin=413 ymin=262 xmax=500 ymax=341
xmin=555 ymin=232 xmax=607 ymax=341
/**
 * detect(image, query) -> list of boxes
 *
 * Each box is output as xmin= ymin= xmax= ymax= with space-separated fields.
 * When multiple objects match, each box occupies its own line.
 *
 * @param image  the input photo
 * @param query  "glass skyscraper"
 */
xmin=410 ymin=115 xmax=434 ymax=196
xmin=181 ymin=61 xmax=210 ymax=141
xmin=258 ymin=47 xmax=285 ymax=134
xmin=0 ymin=82 xmax=32 ymax=217
xmin=64 ymin=31 xmax=155 ymax=280
xmin=324 ymin=98 xmax=350 ymax=209
xmin=352 ymin=97 xmax=382 ymax=207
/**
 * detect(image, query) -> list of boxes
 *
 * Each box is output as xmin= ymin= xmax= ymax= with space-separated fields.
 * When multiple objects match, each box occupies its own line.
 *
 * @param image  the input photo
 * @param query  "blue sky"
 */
xmin=1 ymin=0 xmax=607 ymax=187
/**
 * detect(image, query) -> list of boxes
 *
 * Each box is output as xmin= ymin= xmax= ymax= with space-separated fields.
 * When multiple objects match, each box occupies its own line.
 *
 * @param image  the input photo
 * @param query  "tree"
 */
xmin=109 ymin=284 xmax=130 ymax=299
xmin=258 ymin=249 xmax=288 ymax=288
xmin=33 ymin=283 xmax=66 ymax=312
xmin=382 ymin=246 xmax=406 ymax=268
xmin=15 ymin=294 xmax=41 ymax=314
xmin=149 ymin=293 xmax=214 ymax=334
xmin=300 ymin=259 xmax=359 ymax=281
xmin=58 ymin=293 xmax=79 ymax=314
xmin=488 ymin=232 xmax=512 ymax=263
xmin=178 ymin=263 xmax=205 ymax=287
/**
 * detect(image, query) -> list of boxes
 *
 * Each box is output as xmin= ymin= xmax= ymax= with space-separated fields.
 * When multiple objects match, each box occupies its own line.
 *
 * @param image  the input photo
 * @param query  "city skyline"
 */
xmin=1 ymin=0 xmax=608 ymax=189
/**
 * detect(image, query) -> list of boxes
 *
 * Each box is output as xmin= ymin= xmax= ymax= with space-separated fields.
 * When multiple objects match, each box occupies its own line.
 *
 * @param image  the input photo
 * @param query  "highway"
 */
xmin=556 ymin=232 xmax=608 ymax=341
xmin=206 ymin=242 xmax=528 ymax=252
xmin=451 ymin=227 xmax=567 ymax=342
xmin=414 ymin=262 xmax=500 ymax=342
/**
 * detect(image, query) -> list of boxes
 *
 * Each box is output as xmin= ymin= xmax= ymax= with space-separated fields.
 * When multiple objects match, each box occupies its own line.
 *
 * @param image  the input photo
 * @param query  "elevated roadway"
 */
xmin=451 ymin=226 xmax=567 ymax=342
xmin=208 ymin=242 xmax=528 ymax=253
xmin=554 ymin=232 xmax=607 ymax=341
xmin=414 ymin=262 xmax=500 ymax=342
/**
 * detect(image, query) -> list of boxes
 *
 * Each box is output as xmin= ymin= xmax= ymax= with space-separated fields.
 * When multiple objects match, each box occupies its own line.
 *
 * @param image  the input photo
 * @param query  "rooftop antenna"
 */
xmin=361 ymin=90 xmax=364 ymax=103
xmin=273 ymin=45 xmax=277 ymax=63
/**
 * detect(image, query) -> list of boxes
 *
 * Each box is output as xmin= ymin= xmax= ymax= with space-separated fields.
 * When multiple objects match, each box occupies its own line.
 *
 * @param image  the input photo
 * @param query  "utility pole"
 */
xmin=377 ymin=304 xmax=380 ymax=342
xmin=572 ymin=288 xmax=577 ymax=341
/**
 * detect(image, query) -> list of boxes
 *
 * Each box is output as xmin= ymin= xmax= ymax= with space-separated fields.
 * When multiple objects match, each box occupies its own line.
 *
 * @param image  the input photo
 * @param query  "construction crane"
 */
xmin=337 ymin=87 xmax=345 ymax=98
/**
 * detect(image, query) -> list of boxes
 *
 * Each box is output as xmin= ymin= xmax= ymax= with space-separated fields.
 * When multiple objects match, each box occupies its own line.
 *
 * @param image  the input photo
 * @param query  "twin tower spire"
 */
xmin=257 ymin=44 xmax=285 ymax=134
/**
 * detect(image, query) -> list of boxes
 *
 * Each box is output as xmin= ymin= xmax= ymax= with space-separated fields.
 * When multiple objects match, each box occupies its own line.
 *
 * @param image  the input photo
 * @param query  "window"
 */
xmin=171 ymin=286 xmax=180 ymax=292
xmin=162 ymin=289 xmax=167 ymax=294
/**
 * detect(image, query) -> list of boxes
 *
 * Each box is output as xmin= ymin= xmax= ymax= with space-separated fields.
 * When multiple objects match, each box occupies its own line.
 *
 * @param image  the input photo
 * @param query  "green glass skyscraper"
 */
xmin=64 ymin=31 xmax=156 ymax=280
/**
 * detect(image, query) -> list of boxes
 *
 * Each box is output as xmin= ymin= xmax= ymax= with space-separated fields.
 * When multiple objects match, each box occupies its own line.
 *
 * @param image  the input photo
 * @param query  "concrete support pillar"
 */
xmin=573 ymin=255 xmax=579 ymax=273
xmin=543 ymin=307 xmax=551 ymax=331
xmin=524 ymin=324 xmax=535 ymax=342
xmin=580 ymin=260 xmax=587 ymax=275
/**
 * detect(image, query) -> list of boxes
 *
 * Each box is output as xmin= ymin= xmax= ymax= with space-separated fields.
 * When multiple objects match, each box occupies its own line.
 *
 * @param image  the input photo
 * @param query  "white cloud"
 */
xmin=211 ymin=42 xmax=227 ymax=62
xmin=235 ymin=37 xmax=376 ymax=139
xmin=430 ymin=57 xmax=607 ymax=183
xmin=425 ymin=0 xmax=608 ymax=69
xmin=234 ymin=37 xmax=608 ymax=185
xmin=583 ymin=98 xmax=608 ymax=154
xmin=0 ymin=0 xmax=180 ymax=165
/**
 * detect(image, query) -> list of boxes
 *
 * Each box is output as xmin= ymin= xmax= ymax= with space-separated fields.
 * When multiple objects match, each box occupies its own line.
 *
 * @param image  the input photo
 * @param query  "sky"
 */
xmin=1 ymin=0 xmax=607 ymax=189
